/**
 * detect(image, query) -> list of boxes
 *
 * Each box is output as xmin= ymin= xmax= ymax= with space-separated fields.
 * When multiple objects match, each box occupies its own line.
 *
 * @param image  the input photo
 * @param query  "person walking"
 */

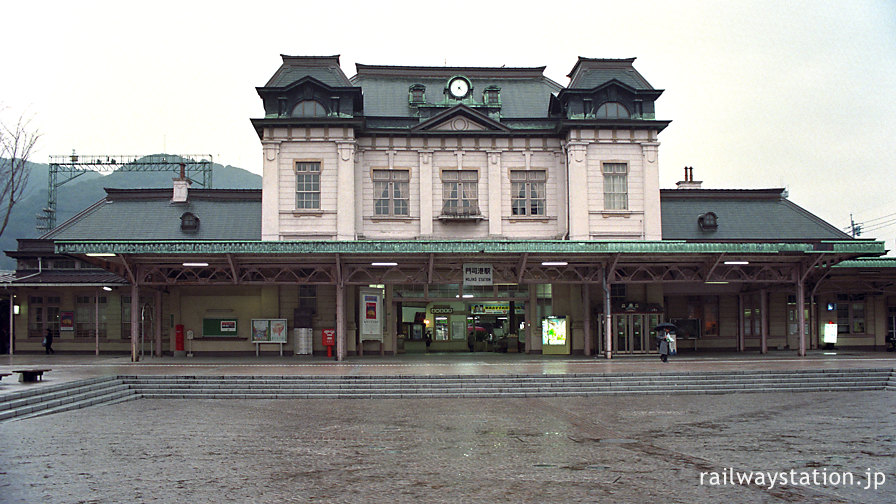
xmin=44 ymin=328 xmax=55 ymax=354
xmin=657 ymin=327 xmax=671 ymax=362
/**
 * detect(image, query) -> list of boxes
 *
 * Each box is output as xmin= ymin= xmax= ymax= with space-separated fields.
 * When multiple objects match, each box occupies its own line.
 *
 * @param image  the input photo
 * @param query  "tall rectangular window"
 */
xmin=295 ymin=161 xmax=321 ymax=209
xmin=510 ymin=170 xmax=546 ymax=216
xmin=28 ymin=295 xmax=60 ymax=338
xmin=836 ymin=294 xmax=865 ymax=334
xmin=76 ymin=295 xmax=108 ymax=338
xmin=373 ymin=169 xmax=410 ymax=216
xmin=743 ymin=295 xmax=760 ymax=337
xmin=602 ymin=162 xmax=628 ymax=210
xmin=442 ymin=170 xmax=479 ymax=216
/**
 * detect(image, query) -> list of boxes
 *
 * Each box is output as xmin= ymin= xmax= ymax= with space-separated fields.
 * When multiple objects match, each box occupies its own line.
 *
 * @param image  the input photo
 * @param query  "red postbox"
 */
xmin=175 ymin=324 xmax=185 ymax=352
xmin=322 ymin=328 xmax=336 ymax=357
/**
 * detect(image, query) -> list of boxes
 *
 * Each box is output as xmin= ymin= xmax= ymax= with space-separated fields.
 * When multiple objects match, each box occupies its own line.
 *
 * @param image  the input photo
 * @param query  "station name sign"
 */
xmin=463 ymin=263 xmax=493 ymax=286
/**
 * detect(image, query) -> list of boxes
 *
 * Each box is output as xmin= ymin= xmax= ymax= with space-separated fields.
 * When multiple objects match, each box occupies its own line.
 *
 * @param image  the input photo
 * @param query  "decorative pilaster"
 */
xmin=419 ymin=150 xmax=433 ymax=236
xmin=261 ymin=140 xmax=281 ymax=241
xmin=487 ymin=151 xmax=502 ymax=236
xmin=566 ymin=141 xmax=589 ymax=240
xmin=336 ymin=141 xmax=356 ymax=241
xmin=641 ymin=141 xmax=662 ymax=240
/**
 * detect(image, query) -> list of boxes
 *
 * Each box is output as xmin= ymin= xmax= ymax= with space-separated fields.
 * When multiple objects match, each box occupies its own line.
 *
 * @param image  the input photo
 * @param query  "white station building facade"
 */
xmin=4 ymin=55 xmax=891 ymax=359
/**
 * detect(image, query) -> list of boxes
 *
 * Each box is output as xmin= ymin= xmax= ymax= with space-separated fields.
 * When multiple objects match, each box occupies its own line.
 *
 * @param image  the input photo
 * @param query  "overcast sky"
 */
xmin=3 ymin=1 xmax=895 ymax=249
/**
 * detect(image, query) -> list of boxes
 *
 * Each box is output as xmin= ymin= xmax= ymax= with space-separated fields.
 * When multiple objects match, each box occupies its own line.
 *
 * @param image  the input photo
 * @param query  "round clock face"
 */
xmin=449 ymin=77 xmax=469 ymax=98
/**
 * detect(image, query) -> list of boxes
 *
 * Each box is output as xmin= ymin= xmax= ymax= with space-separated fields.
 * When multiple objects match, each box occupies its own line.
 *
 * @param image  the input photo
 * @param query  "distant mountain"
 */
xmin=1 ymin=156 xmax=261 ymax=269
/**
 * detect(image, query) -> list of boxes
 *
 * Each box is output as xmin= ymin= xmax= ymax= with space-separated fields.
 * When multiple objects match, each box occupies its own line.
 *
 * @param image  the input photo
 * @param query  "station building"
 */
xmin=3 ymin=55 xmax=891 ymax=359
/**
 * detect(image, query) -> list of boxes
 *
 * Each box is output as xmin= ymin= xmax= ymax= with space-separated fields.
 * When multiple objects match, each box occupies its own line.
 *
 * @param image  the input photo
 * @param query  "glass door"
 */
xmin=614 ymin=315 xmax=630 ymax=353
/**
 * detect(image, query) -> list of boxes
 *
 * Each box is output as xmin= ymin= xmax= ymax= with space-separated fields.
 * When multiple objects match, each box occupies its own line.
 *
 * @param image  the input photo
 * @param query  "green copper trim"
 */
xmin=55 ymin=240 xmax=886 ymax=256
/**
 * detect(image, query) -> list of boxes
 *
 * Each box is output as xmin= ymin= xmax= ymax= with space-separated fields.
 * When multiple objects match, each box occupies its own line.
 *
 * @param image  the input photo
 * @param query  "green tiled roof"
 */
xmin=264 ymin=55 xmax=352 ymax=88
xmin=567 ymin=58 xmax=655 ymax=90
xmin=44 ymin=189 xmax=261 ymax=241
xmin=660 ymin=189 xmax=852 ymax=241
xmin=355 ymin=73 xmax=562 ymax=118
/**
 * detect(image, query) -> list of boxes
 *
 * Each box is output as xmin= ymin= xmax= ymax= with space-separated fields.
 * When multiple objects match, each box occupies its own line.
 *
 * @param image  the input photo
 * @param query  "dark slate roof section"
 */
xmin=263 ymin=55 xmax=352 ymax=87
xmin=351 ymin=64 xmax=563 ymax=118
xmin=660 ymin=189 xmax=853 ymax=241
xmin=567 ymin=57 xmax=655 ymax=90
xmin=43 ymin=189 xmax=262 ymax=241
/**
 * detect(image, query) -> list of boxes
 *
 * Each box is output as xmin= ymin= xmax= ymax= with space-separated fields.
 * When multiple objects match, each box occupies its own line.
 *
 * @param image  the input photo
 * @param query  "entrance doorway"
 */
xmin=596 ymin=313 xmax=662 ymax=354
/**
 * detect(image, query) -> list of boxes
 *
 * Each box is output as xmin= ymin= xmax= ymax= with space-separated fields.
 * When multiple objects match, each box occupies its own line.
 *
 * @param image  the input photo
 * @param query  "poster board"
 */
xmin=251 ymin=319 xmax=288 ymax=343
xmin=542 ymin=316 xmax=570 ymax=355
xmin=202 ymin=318 xmax=239 ymax=338
xmin=60 ymin=311 xmax=74 ymax=331
xmin=359 ymin=289 xmax=383 ymax=341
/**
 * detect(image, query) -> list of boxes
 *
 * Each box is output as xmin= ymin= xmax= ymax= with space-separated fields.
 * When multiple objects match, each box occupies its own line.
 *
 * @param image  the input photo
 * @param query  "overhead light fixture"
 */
xmin=541 ymin=261 xmax=568 ymax=266
xmin=183 ymin=262 xmax=209 ymax=267
xmin=724 ymin=261 xmax=750 ymax=265
xmin=705 ymin=281 xmax=730 ymax=285
xmin=86 ymin=253 xmax=116 ymax=257
xmin=371 ymin=262 xmax=398 ymax=266
xmin=102 ymin=286 xmax=112 ymax=291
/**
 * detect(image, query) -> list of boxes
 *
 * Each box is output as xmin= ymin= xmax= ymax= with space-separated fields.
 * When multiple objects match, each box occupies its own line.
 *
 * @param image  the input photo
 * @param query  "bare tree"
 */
xmin=0 ymin=112 xmax=40 ymax=238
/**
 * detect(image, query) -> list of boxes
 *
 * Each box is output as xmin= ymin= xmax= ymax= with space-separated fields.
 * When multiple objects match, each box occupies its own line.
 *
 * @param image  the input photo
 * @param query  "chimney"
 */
xmin=675 ymin=166 xmax=703 ymax=189
xmin=172 ymin=163 xmax=191 ymax=203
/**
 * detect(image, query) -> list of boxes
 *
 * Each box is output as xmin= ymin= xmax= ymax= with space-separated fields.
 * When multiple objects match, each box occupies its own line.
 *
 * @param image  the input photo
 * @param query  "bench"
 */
xmin=13 ymin=369 xmax=51 ymax=383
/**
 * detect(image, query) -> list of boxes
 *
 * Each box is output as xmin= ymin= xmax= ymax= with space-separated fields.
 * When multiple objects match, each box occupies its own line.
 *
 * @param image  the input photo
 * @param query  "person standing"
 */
xmin=44 ymin=328 xmax=55 ymax=354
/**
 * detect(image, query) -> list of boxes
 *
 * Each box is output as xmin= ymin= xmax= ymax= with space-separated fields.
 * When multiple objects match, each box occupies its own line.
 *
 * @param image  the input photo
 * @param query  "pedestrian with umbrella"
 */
xmin=654 ymin=322 xmax=677 ymax=363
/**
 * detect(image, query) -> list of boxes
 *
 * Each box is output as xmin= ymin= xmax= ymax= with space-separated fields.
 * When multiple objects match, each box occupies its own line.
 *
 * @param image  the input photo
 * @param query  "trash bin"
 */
xmin=294 ymin=328 xmax=313 ymax=355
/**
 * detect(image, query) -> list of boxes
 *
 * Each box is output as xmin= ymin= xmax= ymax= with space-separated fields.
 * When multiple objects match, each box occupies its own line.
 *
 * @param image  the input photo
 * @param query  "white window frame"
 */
xmin=441 ymin=170 xmax=479 ymax=216
xmin=372 ymin=169 xmax=410 ymax=217
xmin=295 ymin=161 xmax=321 ymax=210
xmin=510 ymin=170 xmax=546 ymax=216
xmin=602 ymin=162 xmax=628 ymax=210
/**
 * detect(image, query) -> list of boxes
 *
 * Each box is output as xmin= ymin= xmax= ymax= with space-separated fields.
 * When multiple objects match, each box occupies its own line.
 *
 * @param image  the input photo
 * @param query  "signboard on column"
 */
xmin=359 ymin=288 xmax=383 ymax=341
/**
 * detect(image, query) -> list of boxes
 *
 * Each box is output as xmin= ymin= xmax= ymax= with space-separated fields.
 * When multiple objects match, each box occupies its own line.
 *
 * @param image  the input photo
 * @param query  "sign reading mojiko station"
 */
xmin=463 ymin=263 xmax=493 ymax=286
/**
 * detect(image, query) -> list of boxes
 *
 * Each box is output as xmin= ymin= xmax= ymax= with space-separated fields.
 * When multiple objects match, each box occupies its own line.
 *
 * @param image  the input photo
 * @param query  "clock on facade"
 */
xmin=448 ymin=76 xmax=470 ymax=99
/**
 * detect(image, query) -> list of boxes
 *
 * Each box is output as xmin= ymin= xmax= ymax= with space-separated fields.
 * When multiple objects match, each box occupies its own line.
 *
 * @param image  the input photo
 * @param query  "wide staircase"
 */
xmin=3 ymin=368 xmax=894 ymax=421
xmin=0 ymin=376 xmax=135 ymax=422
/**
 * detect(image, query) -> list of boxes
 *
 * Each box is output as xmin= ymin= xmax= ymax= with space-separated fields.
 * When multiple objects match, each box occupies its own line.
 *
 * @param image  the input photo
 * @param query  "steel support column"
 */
xmin=130 ymin=281 xmax=139 ymax=362
xmin=603 ymin=271 xmax=612 ymax=359
xmin=336 ymin=282 xmax=346 ymax=361
xmin=155 ymin=290 xmax=163 ymax=357
xmin=95 ymin=290 xmax=100 ymax=356
xmin=583 ymin=284 xmax=592 ymax=356
xmin=760 ymin=288 xmax=769 ymax=354
xmin=797 ymin=274 xmax=807 ymax=357
xmin=737 ymin=294 xmax=745 ymax=352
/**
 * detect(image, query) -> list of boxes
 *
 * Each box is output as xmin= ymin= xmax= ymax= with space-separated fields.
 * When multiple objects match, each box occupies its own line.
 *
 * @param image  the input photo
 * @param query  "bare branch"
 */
xmin=0 ymin=112 xmax=40 ymax=238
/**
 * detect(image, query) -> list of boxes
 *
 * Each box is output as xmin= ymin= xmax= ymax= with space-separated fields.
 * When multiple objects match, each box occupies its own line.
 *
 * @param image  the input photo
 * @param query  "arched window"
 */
xmin=596 ymin=101 xmax=630 ymax=119
xmin=180 ymin=212 xmax=200 ymax=232
xmin=291 ymin=100 xmax=327 ymax=117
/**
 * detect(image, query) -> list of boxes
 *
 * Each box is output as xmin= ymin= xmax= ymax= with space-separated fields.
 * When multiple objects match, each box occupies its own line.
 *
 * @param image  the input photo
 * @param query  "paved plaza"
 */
xmin=1 ymin=352 xmax=895 ymax=503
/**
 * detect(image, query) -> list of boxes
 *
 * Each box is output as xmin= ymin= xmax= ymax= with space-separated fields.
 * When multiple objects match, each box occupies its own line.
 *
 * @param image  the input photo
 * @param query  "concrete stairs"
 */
xmin=0 ymin=376 xmax=137 ymax=422
xmin=2 ymin=369 xmax=892 ymax=422
xmin=121 ymin=368 xmax=895 ymax=400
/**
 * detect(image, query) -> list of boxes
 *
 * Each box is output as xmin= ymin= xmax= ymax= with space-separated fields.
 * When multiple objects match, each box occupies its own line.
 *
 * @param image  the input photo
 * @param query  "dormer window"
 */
xmin=409 ymin=84 xmax=426 ymax=105
xmin=698 ymin=212 xmax=718 ymax=232
xmin=181 ymin=212 xmax=200 ymax=232
xmin=291 ymin=100 xmax=327 ymax=117
xmin=483 ymin=85 xmax=501 ymax=106
xmin=596 ymin=101 xmax=630 ymax=119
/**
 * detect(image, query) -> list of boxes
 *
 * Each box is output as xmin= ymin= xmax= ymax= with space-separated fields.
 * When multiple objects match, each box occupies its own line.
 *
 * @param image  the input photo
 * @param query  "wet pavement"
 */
xmin=1 ymin=351 xmax=894 ymax=503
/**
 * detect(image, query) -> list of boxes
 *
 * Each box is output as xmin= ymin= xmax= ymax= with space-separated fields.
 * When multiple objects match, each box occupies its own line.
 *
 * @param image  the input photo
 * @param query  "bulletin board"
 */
xmin=202 ymin=318 xmax=239 ymax=338
xmin=251 ymin=319 xmax=288 ymax=343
